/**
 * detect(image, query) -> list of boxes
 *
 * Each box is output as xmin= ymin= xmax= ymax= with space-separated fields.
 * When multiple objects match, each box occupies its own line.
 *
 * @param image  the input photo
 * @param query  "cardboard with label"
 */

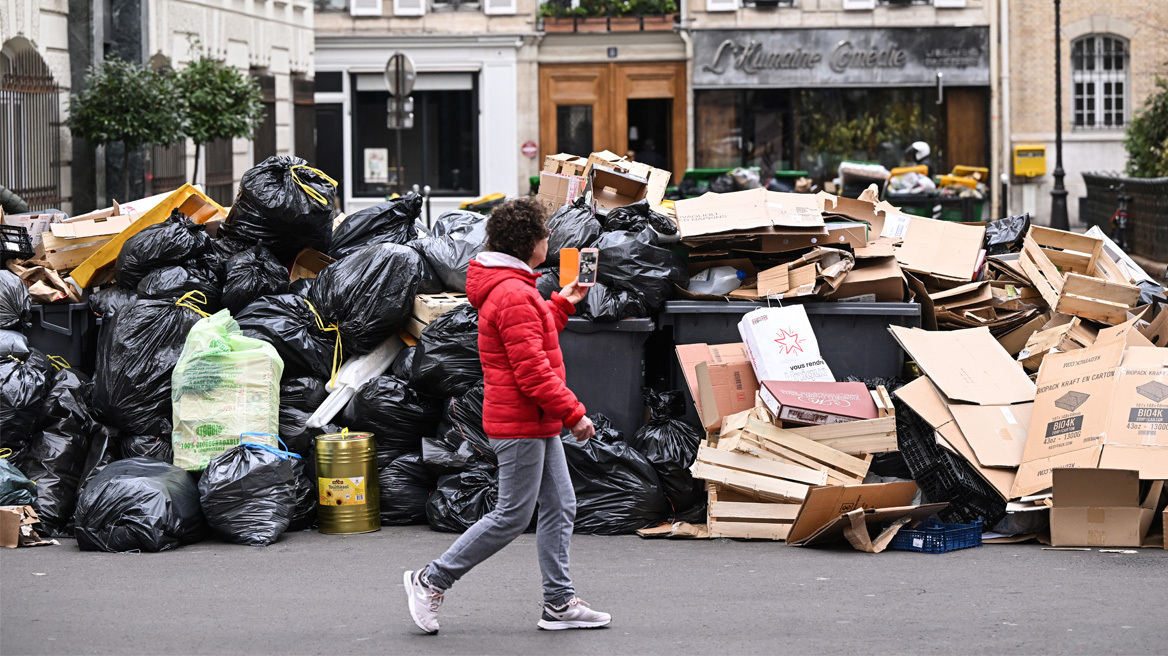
xmin=674 ymin=188 xmax=771 ymax=238
xmin=786 ymin=481 xmax=948 ymax=552
xmin=536 ymin=172 xmax=585 ymax=218
xmin=1049 ymin=468 xmax=1164 ymax=547
xmin=889 ymin=326 xmax=1036 ymax=406
xmin=893 ymin=217 xmax=986 ymax=282
xmin=738 ymin=306 xmax=835 ymax=383
xmin=676 ymin=342 xmax=760 ymax=429
xmin=759 ymin=381 xmax=879 ymax=426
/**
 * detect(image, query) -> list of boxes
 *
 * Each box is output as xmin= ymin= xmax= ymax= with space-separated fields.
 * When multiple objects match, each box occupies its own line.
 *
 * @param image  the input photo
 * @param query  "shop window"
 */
xmin=1072 ymin=35 xmax=1129 ymax=130
xmin=694 ymin=89 xmax=793 ymax=174
xmin=351 ymin=73 xmax=479 ymax=197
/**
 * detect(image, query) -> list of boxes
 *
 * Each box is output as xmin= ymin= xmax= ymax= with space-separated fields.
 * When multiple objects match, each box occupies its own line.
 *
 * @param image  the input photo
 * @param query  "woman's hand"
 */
xmin=560 ymin=280 xmax=589 ymax=306
xmin=570 ymin=415 xmax=595 ymax=442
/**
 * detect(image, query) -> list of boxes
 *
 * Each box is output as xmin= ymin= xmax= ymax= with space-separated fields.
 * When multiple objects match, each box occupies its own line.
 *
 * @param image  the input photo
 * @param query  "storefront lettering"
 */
xmin=923 ymin=47 xmax=982 ymax=69
xmin=828 ymin=41 xmax=907 ymax=73
xmin=702 ymin=39 xmax=822 ymax=75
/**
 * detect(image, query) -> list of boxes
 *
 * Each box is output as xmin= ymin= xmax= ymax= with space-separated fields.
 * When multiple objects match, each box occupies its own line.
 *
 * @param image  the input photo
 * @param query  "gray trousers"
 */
xmin=425 ymin=435 xmax=577 ymax=606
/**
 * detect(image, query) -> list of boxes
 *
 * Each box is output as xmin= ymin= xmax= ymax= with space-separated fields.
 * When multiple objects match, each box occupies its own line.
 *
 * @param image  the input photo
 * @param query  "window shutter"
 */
xmin=933 ymin=0 xmax=967 ymax=8
xmin=841 ymin=0 xmax=875 ymax=9
xmin=349 ymin=0 xmax=383 ymax=16
xmin=484 ymin=0 xmax=517 ymax=15
xmin=705 ymin=0 xmax=738 ymax=12
xmin=393 ymin=0 xmax=426 ymax=16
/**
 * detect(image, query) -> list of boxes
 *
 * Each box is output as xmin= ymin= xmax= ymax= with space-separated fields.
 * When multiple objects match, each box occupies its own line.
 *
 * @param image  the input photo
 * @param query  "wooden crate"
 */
xmin=1017 ymin=226 xmax=1139 ymax=324
xmin=706 ymin=484 xmax=800 ymax=541
xmin=40 ymin=233 xmax=113 ymax=273
xmin=691 ymin=445 xmax=820 ymax=504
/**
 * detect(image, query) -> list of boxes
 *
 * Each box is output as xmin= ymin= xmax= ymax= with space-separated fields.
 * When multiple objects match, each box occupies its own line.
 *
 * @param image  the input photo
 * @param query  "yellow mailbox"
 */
xmin=1013 ymin=145 xmax=1046 ymax=178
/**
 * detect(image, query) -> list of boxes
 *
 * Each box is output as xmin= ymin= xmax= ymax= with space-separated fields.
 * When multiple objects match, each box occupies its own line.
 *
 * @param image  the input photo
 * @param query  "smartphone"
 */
xmin=559 ymin=248 xmax=579 ymax=287
xmin=577 ymin=248 xmax=598 ymax=287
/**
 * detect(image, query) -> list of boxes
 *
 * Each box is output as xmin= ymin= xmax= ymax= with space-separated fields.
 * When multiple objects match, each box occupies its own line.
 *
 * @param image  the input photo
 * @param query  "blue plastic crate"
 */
xmin=889 ymin=520 xmax=983 ymax=554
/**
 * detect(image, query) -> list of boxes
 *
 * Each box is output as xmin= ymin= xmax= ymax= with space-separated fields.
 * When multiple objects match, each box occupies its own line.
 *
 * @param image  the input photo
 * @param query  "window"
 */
xmin=252 ymin=72 xmax=277 ymax=164
xmin=293 ymin=75 xmax=316 ymax=163
xmin=351 ymin=73 xmax=479 ymax=197
xmin=1072 ymin=35 xmax=1129 ymax=129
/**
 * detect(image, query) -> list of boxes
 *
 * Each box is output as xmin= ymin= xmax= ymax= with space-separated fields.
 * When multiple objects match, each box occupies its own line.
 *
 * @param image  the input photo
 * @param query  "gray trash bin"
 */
xmin=559 ymin=317 xmax=655 ymax=439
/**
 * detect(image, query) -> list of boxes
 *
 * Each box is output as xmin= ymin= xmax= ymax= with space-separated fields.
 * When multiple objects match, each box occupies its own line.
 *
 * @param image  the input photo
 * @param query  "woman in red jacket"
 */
xmin=404 ymin=198 xmax=611 ymax=634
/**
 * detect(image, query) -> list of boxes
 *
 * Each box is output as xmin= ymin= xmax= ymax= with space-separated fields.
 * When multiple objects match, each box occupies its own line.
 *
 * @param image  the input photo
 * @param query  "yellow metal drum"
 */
xmin=315 ymin=432 xmax=380 ymax=534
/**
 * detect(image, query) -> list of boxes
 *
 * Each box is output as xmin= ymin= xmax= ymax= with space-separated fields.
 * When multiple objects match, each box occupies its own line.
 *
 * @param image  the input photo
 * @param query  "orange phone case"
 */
xmin=559 ymin=248 xmax=579 ymax=287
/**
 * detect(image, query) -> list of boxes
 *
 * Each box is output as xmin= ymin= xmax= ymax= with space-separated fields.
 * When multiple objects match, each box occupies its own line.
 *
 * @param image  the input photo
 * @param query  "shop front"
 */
xmin=691 ymin=27 xmax=991 ymax=189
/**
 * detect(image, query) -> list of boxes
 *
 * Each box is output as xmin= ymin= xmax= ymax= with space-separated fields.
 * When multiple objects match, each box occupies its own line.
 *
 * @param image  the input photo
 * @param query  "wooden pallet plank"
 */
xmin=745 ymin=419 xmax=871 ymax=478
xmin=1055 ymin=294 xmax=1131 ymax=325
xmin=708 ymin=519 xmax=791 ymax=540
xmin=709 ymin=501 xmax=800 ymax=522
xmin=1017 ymin=249 xmax=1061 ymax=309
xmin=690 ymin=461 xmax=809 ymax=503
xmin=697 ymin=445 xmax=828 ymax=486
xmin=742 ymin=434 xmax=858 ymax=485
xmin=1061 ymin=272 xmax=1140 ymax=307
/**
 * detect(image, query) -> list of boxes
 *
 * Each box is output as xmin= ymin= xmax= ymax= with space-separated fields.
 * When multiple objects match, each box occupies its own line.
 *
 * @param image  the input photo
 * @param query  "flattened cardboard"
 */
xmin=1138 ymin=310 xmax=1168 ymax=347
xmin=1049 ymin=468 xmax=1162 ymax=547
xmin=828 ymin=250 xmax=907 ymax=303
xmin=765 ymin=191 xmax=826 ymax=228
xmin=676 ymin=343 xmax=760 ymax=429
xmin=895 ymin=217 xmax=986 ymax=281
xmin=674 ymin=189 xmax=771 ymax=238
xmin=949 ymin=403 xmax=1033 ymax=468
xmin=787 ymin=481 xmax=947 ymax=551
xmin=889 ymin=326 xmax=1036 ymax=405
xmin=818 ymin=193 xmax=887 ymax=238
xmin=290 ymin=248 xmax=335 ymax=282
xmin=759 ymin=381 xmax=878 ymax=426
xmin=50 ymin=213 xmax=134 ymax=238
xmin=930 ymin=281 xmax=992 ymax=312
xmin=759 ymin=222 xmax=867 ymax=253
xmin=754 ymin=248 xmax=854 ymax=300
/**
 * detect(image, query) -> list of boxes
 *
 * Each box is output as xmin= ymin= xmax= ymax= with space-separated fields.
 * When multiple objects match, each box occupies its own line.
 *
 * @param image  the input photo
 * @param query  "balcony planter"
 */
xmin=576 ymin=17 xmax=609 ymax=32
xmin=542 ymin=17 xmax=576 ymax=33
xmin=609 ymin=16 xmax=642 ymax=31
xmin=641 ymin=13 xmax=675 ymax=31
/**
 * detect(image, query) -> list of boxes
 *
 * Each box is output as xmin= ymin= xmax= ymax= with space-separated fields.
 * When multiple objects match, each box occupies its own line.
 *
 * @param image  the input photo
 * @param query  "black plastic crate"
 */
xmin=1 ymin=225 xmax=34 ymax=265
xmin=894 ymin=397 xmax=1007 ymax=527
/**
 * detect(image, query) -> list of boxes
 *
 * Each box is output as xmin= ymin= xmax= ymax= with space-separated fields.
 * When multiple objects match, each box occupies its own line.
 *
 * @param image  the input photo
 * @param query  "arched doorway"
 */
xmin=0 ymin=38 xmax=62 ymax=211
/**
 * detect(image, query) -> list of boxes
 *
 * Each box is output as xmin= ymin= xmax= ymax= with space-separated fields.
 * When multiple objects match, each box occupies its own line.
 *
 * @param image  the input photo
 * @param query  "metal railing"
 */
xmin=1081 ymin=171 xmax=1168 ymax=261
xmin=0 ymin=48 xmax=62 ymax=211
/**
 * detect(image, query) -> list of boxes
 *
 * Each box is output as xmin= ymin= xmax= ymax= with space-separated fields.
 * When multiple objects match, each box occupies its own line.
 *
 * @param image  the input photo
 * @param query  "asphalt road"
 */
xmin=1 ymin=527 xmax=1165 ymax=655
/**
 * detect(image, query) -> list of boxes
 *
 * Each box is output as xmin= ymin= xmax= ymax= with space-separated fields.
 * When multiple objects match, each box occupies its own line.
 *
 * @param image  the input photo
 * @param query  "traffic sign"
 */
xmin=521 ymin=140 xmax=538 ymax=159
xmin=384 ymin=52 xmax=416 ymax=97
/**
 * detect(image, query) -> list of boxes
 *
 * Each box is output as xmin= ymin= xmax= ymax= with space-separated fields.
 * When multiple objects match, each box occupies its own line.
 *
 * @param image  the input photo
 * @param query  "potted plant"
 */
xmin=609 ymin=0 xmax=641 ymax=31
xmin=576 ymin=0 xmax=609 ymax=32
xmin=641 ymin=0 xmax=677 ymax=31
xmin=539 ymin=2 xmax=576 ymax=33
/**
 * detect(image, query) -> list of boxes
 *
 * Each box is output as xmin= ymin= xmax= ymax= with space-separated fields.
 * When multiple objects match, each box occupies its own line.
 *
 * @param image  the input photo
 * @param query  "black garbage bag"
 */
xmin=544 ymin=199 xmax=600 ymax=266
xmin=0 ymin=346 xmax=53 ymax=465
xmin=410 ymin=305 xmax=481 ymax=398
xmin=535 ymin=269 xmax=559 ymax=300
xmin=119 ymin=433 xmax=174 ymax=464
xmin=136 ymin=264 xmax=222 ymax=309
xmin=91 ymin=297 xmax=206 ymax=436
xmin=629 ymin=390 xmax=705 ymax=514
xmin=307 ymin=242 xmax=422 ymax=357
xmin=426 ymin=469 xmax=498 ymax=533
xmin=218 ymin=155 xmax=337 ymax=262
xmin=73 ymin=457 xmax=207 ymax=552
xmin=603 ymin=200 xmax=678 ymax=236
xmin=390 ymin=346 xmax=415 ymax=380
xmin=408 ymin=210 xmax=488 ymax=292
xmin=198 ymin=443 xmax=298 ymax=546
xmin=985 ymin=213 xmax=1031 ymax=255
xmin=115 ymin=209 xmax=213 ymax=289
xmin=0 ymin=270 xmax=31 ymax=330
xmin=0 ymin=457 xmax=37 ymax=505
xmin=88 ymin=286 xmax=137 ymax=320
xmin=562 ymin=414 xmax=671 ymax=535
xmin=710 ymin=174 xmax=735 ymax=193
xmin=341 ymin=375 xmax=443 ymax=468
xmin=289 ymin=277 xmax=314 ymax=296
xmin=592 ymin=228 xmax=686 ymax=317
xmin=578 ymin=281 xmax=641 ymax=322
xmin=287 ymin=455 xmax=317 ymax=531
xmin=22 ymin=367 xmax=94 ymax=534
xmin=0 ymin=329 xmax=30 ymax=358
xmin=221 ymin=243 xmax=290 ymax=314
xmin=236 ymin=294 xmax=334 ymax=381
xmin=423 ymin=382 xmax=495 ymax=475
xmin=678 ymin=177 xmax=709 ymax=198
xmin=279 ymin=376 xmax=329 ymax=453
xmin=379 ymin=452 xmax=437 ymax=526
xmin=77 ymin=420 xmax=117 ymax=493
xmin=330 ymin=194 xmax=422 ymax=260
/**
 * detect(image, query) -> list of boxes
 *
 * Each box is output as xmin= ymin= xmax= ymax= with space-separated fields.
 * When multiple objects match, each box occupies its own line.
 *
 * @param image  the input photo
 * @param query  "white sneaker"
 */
xmin=404 ymin=570 xmax=444 ymax=635
xmin=537 ymin=598 xmax=612 ymax=630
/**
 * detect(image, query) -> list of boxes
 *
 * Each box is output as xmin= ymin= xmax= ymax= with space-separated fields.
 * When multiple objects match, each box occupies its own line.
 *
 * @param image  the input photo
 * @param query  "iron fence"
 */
xmin=0 ymin=48 xmax=62 ymax=211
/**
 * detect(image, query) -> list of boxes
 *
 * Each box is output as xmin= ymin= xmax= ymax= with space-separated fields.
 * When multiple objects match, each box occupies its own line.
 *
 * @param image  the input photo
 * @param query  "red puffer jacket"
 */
xmin=465 ymin=256 xmax=586 ymax=439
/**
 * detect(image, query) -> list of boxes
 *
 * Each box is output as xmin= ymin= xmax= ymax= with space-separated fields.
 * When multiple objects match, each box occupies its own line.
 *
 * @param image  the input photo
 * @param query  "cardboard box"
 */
xmin=759 ymin=222 xmax=867 ymax=253
xmin=786 ymin=481 xmax=948 ymax=552
xmin=588 ymin=165 xmax=649 ymax=213
xmin=752 ymin=247 xmax=854 ymax=300
xmin=888 ymin=326 xmax=1036 ymax=406
xmin=674 ymin=188 xmax=771 ymax=238
xmin=290 ymin=248 xmax=335 ymax=282
xmin=676 ymin=343 xmax=760 ymax=429
xmin=536 ymin=171 xmax=585 ymax=217
xmin=582 ymin=151 xmax=671 ymax=212
xmin=764 ymin=191 xmax=826 ymax=228
xmin=0 ymin=505 xmax=53 ymax=548
xmin=1 ymin=212 xmax=64 ymax=247
xmin=543 ymin=153 xmax=587 ymax=177
xmin=1049 ymin=468 xmax=1163 ymax=547
xmin=828 ymin=245 xmax=907 ymax=303
xmin=893 ymin=217 xmax=986 ymax=282
xmin=948 ymin=403 xmax=1033 ymax=468
xmin=759 ymin=381 xmax=878 ymax=426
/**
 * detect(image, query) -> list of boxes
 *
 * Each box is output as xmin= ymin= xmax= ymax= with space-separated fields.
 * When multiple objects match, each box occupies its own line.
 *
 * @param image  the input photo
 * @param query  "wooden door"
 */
xmin=944 ymin=87 xmax=989 ymax=173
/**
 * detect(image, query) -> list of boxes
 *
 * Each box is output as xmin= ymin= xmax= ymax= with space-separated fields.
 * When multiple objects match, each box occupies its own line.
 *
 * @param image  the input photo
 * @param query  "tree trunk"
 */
xmin=192 ymin=143 xmax=201 ymax=186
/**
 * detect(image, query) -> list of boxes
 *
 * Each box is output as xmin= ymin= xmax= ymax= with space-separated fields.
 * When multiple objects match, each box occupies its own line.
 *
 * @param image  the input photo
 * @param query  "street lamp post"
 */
xmin=1050 ymin=0 xmax=1070 ymax=230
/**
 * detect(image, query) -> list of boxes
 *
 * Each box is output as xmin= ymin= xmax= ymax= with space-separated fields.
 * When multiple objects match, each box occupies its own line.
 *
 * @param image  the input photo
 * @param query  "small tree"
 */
xmin=1124 ymin=76 xmax=1168 ymax=178
xmin=178 ymin=55 xmax=264 ymax=186
xmin=68 ymin=56 xmax=186 ymax=202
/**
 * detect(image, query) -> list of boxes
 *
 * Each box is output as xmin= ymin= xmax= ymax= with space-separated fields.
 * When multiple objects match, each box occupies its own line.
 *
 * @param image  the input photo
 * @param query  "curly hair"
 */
xmin=485 ymin=197 xmax=549 ymax=262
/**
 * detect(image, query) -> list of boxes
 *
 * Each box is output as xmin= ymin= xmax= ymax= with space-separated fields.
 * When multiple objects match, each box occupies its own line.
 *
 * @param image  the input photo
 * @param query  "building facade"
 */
xmin=1003 ymin=1 xmax=1168 ymax=226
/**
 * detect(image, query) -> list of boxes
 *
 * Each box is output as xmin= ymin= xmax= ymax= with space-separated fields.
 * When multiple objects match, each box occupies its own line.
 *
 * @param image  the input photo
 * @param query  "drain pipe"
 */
xmin=678 ymin=0 xmax=694 ymax=172
xmin=999 ymin=0 xmax=1011 ymax=217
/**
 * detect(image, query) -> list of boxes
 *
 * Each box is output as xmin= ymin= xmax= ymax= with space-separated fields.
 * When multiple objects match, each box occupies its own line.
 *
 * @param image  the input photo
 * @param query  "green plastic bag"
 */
xmin=172 ymin=310 xmax=284 ymax=471
xmin=0 ymin=456 xmax=37 ymax=505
